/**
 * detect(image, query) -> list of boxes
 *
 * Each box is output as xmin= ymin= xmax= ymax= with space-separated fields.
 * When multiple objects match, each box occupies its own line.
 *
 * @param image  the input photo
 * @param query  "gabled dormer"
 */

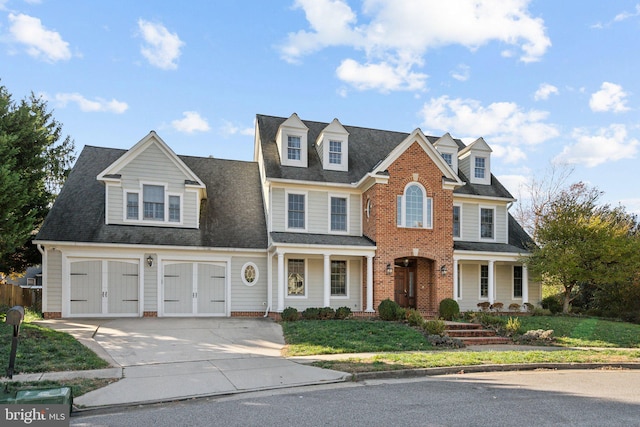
xmin=315 ymin=118 xmax=349 ymax=172
xmin=458 ymin=137 xmax=492 ymax=185
xmin=433 ymin=132 xmax=459 ymax=174
xmin=276 ymin=113 xmax=308 ymax=168
xmin=97 ymin=131 xmax=206 ymax=228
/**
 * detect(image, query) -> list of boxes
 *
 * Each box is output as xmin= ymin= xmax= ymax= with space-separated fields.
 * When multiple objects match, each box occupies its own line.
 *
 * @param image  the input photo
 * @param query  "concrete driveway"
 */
xmin=39 ymin=317 xmax=349 ymax=408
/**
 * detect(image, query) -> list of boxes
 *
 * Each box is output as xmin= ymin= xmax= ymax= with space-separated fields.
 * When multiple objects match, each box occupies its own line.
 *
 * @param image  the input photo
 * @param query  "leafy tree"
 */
xmin=526 ymin=182 xmax=640 ymax=314
xmin=0 ymin=85 xmax=75 ymax=276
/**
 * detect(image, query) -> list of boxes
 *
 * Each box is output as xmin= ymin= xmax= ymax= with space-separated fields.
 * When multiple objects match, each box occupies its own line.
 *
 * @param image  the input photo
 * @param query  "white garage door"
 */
xmin=163 ymin=262 xmax=226 ymax=316
xmin=69 ymin=259 xmax=140 ymax=316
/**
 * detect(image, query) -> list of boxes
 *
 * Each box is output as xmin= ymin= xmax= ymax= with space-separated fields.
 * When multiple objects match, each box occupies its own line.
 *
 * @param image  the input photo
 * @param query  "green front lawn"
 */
xmin=281 ymin=319 xmax=432 ymax=355
xmin=518 ymin=316 xmax=640 ymax=348
xmin=0 ymin=322 xmax=109 ymax=374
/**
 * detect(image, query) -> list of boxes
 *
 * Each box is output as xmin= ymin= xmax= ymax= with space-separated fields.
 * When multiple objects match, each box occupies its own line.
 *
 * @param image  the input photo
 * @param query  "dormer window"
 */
xmin=329 ymin=140 xmax=342 ymax=164
xmin=143 ymin=185 xmax=165 ymax=220
xmin=441 ymin=153 xmax=453 ymax=167
xmin=126 ymin=193 xmax=139 ymax=219
xmin=287 ymin=136 xmax=301 ymax=161
xmin=474 ymin=157 xmax=486 ymax=179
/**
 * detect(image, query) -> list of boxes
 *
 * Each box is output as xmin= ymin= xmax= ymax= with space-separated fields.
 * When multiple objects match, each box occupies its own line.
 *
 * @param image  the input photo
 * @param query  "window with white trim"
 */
xmin=287 ymin=193 xmax=305 ymax=229
xmin=287 ymin=135 xmax=301 ymax=161
xmin=287 ymin=259 xmax=305 ymax=296
xmin=453 ymin=205 xmax=461 ymax=238
xmin=480 ymin=207 xmax=494 ymax=239
xmin=241 ymin=262 xmax=259 ymax=286
xmin=169 ymin=195 xmax=180 ymax=222
xmin=330 ymin=260 xmax=347 ymax=296
xmin=441 ymin=152 xmax=453 ymax=166
xmin=143 ymin=185 xmax=164 ymax=220
xmin=513 ymin=265 xmax=523 ymax=298
xmin=397 ymin=184 xmax=432 ymax=228
xmin=329 ymin=140 xmax=342 ymax=165
xmin=480 ymin=265 xmax=489 ymax=298
xmin=330 ymin=196 xmax=347 ymax=232
xmin=475 ymin=157 xmax=486 ymax=179
xmin=126 ymin=192 xmax=139 ymax=220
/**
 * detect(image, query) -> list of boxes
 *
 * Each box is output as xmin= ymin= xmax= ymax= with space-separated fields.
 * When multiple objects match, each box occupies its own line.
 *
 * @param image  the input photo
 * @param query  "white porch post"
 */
xmin=277 ymin=251 xmax=285 ymax=312
xmin=522 ymin=264 xmax=529 ymax=305
xmin=267 ymin=252 xmax=273 ymax=313
xmin=323 ymin=254 xmax=331 ymax=307
xmin=366 ymin=255 xmax=374 ymax=312
xmin=488 ymin=260 xmax=495 ymax=304
xmin=453 ymin=258 xmax=459 ymax=300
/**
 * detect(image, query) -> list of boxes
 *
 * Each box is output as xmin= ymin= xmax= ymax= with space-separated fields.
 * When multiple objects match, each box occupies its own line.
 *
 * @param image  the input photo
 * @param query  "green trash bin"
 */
xmin=0 ymin=391 xmax=16 ymax=404
xmin=15 ymin=387 xmax=72 ymax=407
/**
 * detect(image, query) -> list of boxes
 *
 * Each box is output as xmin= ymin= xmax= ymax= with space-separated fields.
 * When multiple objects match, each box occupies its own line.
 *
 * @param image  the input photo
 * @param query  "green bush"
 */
xmin=541 ymin=295 xmax=563 ymax=314
xmin=405 ymin=309 xmax=425 ymax=327
xmin=533 ymin=307 xmax=552 ymax=316
xmin=423 ymin=319 xmax=446 ymax=336
xmin=302 ymin=307 xmax=321 ymax=320
xmin=281 ymin=307 xmax=299 ymax=321
xmin=505 ymin=317 xmax=521 ymax=337
xmin=378 ymin=299 xmax=402 ymax=321
xmin=318 ymin=307 xmax=335 ymax=320
xmin=523 ymin=302 xmax=535 ymax=313
xmin=479 ymin=313 xmax=507 ymax=331
xmin=439 ymin=298 xmax=460 ymax=320
xmin=334 ymin=306 xmax=352 ymax=320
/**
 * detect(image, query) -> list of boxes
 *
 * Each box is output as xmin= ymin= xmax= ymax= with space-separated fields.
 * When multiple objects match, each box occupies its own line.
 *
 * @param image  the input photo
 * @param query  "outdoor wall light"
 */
xmin=146 ymin=255 xmax=153 ymax=267
xmin=440 ymin=265 xmax=447 ymax=276
xmin=386 ymin=263 xmax=393 ymax=275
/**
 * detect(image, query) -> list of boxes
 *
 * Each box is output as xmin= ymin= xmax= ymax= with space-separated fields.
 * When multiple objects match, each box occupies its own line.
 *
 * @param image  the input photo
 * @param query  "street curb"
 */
xmin=351 ymin=362 xmax=640 ymax=381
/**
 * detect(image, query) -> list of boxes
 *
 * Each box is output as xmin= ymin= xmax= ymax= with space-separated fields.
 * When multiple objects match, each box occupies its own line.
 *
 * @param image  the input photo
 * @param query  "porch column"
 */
xmin=453 ymin=258 xmax=459 ymax=300
xmin=488 ymin=260 xmax=495 ymax=304
xmin=277 ymin=251 xmax=285 ymax=312
xmin=323 ymin=254 xmax=331 ymax=307
xmin=366 ymin=255 xmax=374 ymax=312
xmin=522 ymin=264 xmax=529 ymax=305
xmin=267 ymin=252 xmax=273 ymax=312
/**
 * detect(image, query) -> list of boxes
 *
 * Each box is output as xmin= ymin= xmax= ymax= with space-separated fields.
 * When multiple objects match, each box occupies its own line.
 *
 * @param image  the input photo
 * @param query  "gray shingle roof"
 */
xmin=36 ymin=146 xmax=268 ymax=249
xmin=257 ymin=114 xmax=513 ymax=199
xmin=271 ymin=232 xmax=375 ymax=247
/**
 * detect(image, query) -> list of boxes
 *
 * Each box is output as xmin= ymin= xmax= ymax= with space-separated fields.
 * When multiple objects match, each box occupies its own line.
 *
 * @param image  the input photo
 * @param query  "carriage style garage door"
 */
xmin=69 ymin=259 xmax=139 ymax=316
xmin=163 ymin=262 xmax=226 ymax=316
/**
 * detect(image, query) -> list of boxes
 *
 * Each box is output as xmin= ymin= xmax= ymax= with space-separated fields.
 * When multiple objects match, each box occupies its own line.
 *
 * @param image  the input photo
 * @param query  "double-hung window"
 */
xmin=330 ymin=196 xmax=347 ymax=232
xmin=143 ymin=185 xmax=164 ymax=221
xmin=126 ymin=192 xmax=139 ymax=220
xmin=169 ymin=195 xmax=180 ymax=222
xmin=480 ymin=208 xmax=494 ymax=239
xmin=287 ymin=193 xmax=305 ymax=229
xmin=329 ymin=140 xmax=342 ymax=164
xmin=453 ymin=205 xmax=461 ymax=238
xmin=475 ymin=157 xmax=486 ymax=179
xmin=513 ymin=266 xmax=523 ymax=298
xmin=287 ymin=259 xmax=305 ymax=296
xmin=287 ymin=136 xmax=301 ymax=161
xmin=331 ymin=260 xmax=347 ymax=296
xmin=441 ymin=152 xmax=453 ymax=166
xmin=397 ymin=184 xmax=432 ymax=228
xmin=480 ymin=265 xmax=489 ymax=298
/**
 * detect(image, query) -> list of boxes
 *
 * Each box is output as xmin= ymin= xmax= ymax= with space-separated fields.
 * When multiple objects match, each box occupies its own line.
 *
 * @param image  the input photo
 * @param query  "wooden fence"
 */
xmin=0 ymin=284 xmax=42 ymax=310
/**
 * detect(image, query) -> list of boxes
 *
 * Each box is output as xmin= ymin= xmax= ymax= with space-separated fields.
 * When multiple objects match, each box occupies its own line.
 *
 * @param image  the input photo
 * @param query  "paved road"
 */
xmin=72 ymin=369 xmax=640 ymax=426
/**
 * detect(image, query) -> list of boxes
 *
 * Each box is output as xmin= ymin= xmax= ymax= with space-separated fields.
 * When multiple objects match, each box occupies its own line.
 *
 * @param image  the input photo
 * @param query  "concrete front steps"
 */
xmin=445 ymin=321 xmax=511 ymax=345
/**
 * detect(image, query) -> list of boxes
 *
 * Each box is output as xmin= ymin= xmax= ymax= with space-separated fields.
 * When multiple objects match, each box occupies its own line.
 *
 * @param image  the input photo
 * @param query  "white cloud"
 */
xmin=137 ymin=19 xmax=184 ymax=70
xmin=8 ymin=13 xmax=72 ymax=62
xmin=614 ymin=4 xmax=640 ymax=22
xmin=490 ymin=144 xmax=527 ymax=164
xmin=450 ymin=64 xmax=470 ymax=82
xmin=534 ymin=83 xmax=558 ymax=101
xmin=172 ymin=111 xmax=210 ymax=133
xmin=555 ymin=124 xmax=639 ymax=167
xmin=589 ymin=82 xmax=630 ymax=113
xmin=497 ymin=174 xmax=529 ymax=197
xmin=620 ymin=198 xmax=640 ymax=216
xmin=55 ymin=93 xmax=128 ymax=113
xmin=220 ymin=120 xmax=253 ymax=137
xmin=280 ymin=0 xmax=550 ymax=92
xmin=420 ymin=95 xmax=559 ymax=147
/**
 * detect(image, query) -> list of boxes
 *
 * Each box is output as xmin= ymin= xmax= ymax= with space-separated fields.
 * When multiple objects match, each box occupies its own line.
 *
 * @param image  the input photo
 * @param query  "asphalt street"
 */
xmin=71 ymin=369 xmax=640 ymax=427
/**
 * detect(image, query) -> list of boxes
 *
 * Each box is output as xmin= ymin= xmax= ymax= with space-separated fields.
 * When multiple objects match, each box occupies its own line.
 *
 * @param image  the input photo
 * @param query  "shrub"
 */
xmin=478 ymin=313 xmax=507 ymax=332
xmin=439 ymin=298 xmax=460 ymax=320
xmin=334 ymin=306 xmax=352 ymax=320
xmin=318 ymin=307 xmax=335 ymax=320
xmin=541 ymin=295 xmax=563 ymax=314
xmin=427 ymin=334 xmax=465 ymax=348
xmin=523 ymin=302 xmax=535 ymax=313
xmin=505 ymin=317 xmax=521 ymax=337
xmin=491 ymin=302 xmax=504 ymax=312
xmin=533 ymin=308 xmax=552 ymax=316
xmin=423 ymin=319 xmax=446 ymax=336
xmin=508 ymin=303 xmax=521 ymax=312
xmin=518 ymin=329 xmax=554 ymax=344
xmin=378 ymin=299 xmax=402 ymax=321
xmin=405 ymin=309 xmax=425 ymax=327
xmin=477 ymin=301 xmax=491 ymax=312
xmin=302 ymin=307 xmax=321 ymax=320
xmin=281 ymin=307 xmax=299 ymax=321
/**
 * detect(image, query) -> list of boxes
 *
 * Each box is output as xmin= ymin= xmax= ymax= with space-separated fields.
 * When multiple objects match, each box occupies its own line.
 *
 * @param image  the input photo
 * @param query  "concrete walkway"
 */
xmin=13 ymin=318 xmax=349 ymax=409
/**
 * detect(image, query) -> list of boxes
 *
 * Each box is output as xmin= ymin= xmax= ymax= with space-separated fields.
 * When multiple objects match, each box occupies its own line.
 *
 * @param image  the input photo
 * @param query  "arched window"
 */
xmin=397 ymin=183 xmax=432 ymax=228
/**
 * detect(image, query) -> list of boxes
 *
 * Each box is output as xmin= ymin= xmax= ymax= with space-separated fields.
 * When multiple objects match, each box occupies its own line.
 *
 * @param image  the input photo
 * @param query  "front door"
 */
xmin=394 ymin=265 xmax=417 ymax=309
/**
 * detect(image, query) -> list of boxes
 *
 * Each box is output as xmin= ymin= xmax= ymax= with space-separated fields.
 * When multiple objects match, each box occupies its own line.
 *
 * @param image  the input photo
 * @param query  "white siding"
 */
xmin=271 ymin=188 xmax=286 ymax=231
xmin=457 ymin=202 xmax=508 ymax=243
xmin=307 ymin=191 xmax=326 ymax=234
xmin=46 ymin=249 xmax=62 ymax=312
xmin=144 ymin=254 xmax=157 ymax=312
xmin=349 ymin=194 xmax=361 ymax=235
xmin=107 ymin=185 xmax=122 ymax=224
xmin=458 ymin=263 xmax=480 ymax=311
xmin=230 ymin=256 xmax=268 ymax=312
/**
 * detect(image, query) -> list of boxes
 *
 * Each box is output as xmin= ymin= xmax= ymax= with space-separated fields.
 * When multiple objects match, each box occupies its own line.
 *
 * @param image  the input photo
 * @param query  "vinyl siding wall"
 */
xmin=230 ymin=256 xmax=268 ymax=312
xmin=46 ymin=249 xmax=62 ymax=312
xmin=457 ymin=202 xmax=508 ymax=243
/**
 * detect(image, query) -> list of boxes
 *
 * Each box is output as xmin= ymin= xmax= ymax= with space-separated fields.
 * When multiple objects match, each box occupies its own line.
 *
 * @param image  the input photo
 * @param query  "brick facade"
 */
xmin=363 ymin=141 xmax=454 ymax=315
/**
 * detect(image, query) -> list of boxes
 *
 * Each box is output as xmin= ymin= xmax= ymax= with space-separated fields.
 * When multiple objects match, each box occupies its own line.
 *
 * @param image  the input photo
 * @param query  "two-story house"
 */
xmin=34 ymin=113 xmax=538 ymax=319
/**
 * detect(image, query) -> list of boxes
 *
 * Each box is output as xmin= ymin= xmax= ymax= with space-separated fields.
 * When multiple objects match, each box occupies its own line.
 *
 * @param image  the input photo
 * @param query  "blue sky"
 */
xmin=1 ymin=0 xmax=639 ymax=214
